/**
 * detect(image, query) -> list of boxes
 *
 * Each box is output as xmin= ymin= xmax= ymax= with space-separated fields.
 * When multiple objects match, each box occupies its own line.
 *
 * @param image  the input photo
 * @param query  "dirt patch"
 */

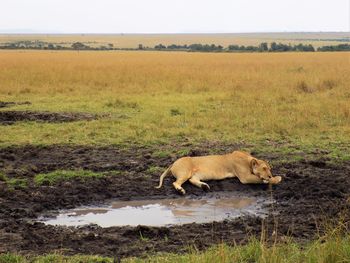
xmin=0 ymin=111 xmax=98 ymax=125
xmin=0 ymin=143 xmax=349 ymax=257
xmin=0 ymin=101 xmax=31 ymax=108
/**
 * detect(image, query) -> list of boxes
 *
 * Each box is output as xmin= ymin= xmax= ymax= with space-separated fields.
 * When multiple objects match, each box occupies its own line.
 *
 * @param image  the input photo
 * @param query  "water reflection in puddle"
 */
xmin=39 ymin=192 xmax=268 ymax=227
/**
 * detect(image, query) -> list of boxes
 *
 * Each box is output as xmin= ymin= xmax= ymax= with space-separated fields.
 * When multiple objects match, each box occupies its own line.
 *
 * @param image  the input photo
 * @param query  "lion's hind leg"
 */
xmin=171 ymin=169 xmax=189 ymax=195
xmin=189 ymin=175 xmax=210 ymax=191
xmin=173 ymin=177 xmax=187 ymax=195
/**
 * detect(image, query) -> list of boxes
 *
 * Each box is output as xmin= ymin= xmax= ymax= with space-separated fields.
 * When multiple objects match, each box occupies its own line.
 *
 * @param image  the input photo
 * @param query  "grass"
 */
xmin=1 ymin=234 xmax=350 ymax=263
xmin=0 ymin=253 xmax=112 ymax=263
xmin=0 ymin=51 xmax=349 ymax=154
xmin=33 ymin=170 xmax=105 ymax=185
xmin=146 ymin=166 xmax=164 ymax=174
xmin=0 ymin=172 xmax=28 ymax=189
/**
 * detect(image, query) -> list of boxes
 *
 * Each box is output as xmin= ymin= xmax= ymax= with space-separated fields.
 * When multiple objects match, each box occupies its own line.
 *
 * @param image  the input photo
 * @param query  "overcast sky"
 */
xmin=0 ymin=0 xmax=349 ymax=33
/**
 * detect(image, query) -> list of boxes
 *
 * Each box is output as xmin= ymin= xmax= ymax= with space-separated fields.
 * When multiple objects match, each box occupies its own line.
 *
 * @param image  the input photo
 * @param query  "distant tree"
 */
xmin=270 ymin=42 xmax=277 ymax=51
xmin=294 ymin=43 xmax=315 ymax=52
xmin=269 ymin=42 xmax=293 ymax=52
xmin=72 ymin=42 xmax=88 ymax=50
xmin=48 ymin=44 xmax=54 ymax=50
xmin=228 ymin=45 xmax=240 ymax=51
xmin=259 ymin=42 xmax=268 ymax=52
xmin=108 ymin=43 xmax=114 ymax=49
xmin=317 ymin=43 xmax=350 ymax=51
xmin=154 ymin=44 xmax=166 ymax=49
xmin=138 ymin=44 xmax=144 ymax=50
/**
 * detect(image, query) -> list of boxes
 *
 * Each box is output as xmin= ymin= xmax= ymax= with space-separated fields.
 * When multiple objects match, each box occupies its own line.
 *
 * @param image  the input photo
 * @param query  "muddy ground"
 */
xmin=0 ymin=143 xmax=349 ymax=258
xmin=0 ymin=101 xmax=31 ymax=108
xmin=0 ymin=111 xmax=98 ymax=125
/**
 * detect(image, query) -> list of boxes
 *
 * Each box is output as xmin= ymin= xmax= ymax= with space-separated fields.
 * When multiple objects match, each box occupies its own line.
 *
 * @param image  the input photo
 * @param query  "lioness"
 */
xmin=156 ymin=151 xmax=282 ymax=194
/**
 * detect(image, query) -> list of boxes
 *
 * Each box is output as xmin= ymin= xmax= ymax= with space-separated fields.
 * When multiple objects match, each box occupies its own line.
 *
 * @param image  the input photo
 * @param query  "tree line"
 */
xmin=1 ymin=41 xmax=349 ymax=52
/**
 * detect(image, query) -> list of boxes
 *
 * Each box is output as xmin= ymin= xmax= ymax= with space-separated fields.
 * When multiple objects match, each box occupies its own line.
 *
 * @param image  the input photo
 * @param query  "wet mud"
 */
xmin=0 ymin=111 xmax=97 ymax=125
xmin=0 ymin=143 xmax=349 ymax=258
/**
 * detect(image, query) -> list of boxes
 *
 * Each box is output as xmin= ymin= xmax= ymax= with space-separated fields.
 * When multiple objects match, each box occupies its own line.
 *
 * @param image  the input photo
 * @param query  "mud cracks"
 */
xmin=0 ymin=143 xmax=350 ymax=258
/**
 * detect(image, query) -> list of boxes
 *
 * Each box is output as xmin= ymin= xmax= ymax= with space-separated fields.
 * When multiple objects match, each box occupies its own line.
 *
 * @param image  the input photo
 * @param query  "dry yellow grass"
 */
xmin=0 ymin=50 xmax=349 ymax=148
xmin=0 ymin=32 xmax=349 ymax=48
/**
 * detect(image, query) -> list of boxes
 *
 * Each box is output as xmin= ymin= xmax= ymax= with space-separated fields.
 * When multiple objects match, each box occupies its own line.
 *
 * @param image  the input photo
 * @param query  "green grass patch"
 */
xmin=127 ymin=235 xmax=350 ymax=263
xmin=0 ymin=171 xmax=6 ymax=182
xmin=0 ymin=173 xmax=28 ymax=189
xmin=146 ymin=166 xmax=164 ymax=174
xmin=0 ymin=253 xmax=112 ymax=263
xmin=2 ymin=234 xmax=350 ymax=263
xmin=176 ymin=148 xmax=191 ymax=157
xmin=34 ymin=170 xmax=106 ymax=185
xmin=151 ymin=150 xmax=172 ymax=158
xmin=7 ymin=178 xmax=28 ymax=189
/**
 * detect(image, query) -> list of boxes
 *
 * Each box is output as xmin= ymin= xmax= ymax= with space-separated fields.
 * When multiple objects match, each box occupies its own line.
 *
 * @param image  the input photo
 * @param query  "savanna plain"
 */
xmin=0 ymin=50 xmax=350 ymax=262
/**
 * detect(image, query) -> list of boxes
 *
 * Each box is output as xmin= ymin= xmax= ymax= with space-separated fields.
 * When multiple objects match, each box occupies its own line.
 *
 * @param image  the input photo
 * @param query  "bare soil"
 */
xmin=0 ymin=101 xmax=31 ymax=108
xmin=0 ymin=111 xmax=97 ymax=125
xmin=0 ymin=143 xmax=349 ymax=258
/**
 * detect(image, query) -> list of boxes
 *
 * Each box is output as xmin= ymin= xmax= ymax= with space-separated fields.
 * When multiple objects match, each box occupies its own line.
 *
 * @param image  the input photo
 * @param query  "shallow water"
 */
xmin=38 ymin=192 xmax=268 ymax=227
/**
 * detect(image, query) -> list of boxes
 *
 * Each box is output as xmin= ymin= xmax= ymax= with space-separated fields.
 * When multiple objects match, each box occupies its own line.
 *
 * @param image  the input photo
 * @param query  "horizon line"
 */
xmin=0 ymin=31 xmax=349 ymax=35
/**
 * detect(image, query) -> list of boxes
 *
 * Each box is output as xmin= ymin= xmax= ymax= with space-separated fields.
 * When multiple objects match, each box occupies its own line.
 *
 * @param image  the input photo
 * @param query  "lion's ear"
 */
xmin=250 ymin=158 xmax=258 ymax=172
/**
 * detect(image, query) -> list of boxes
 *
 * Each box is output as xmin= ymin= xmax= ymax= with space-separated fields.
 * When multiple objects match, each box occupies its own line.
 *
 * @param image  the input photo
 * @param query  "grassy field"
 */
xmin=0 ymin=32 xmax=349 ymax=49
xmin=1 ymin=50 xmax=350 ymax=262
xmin=0 ymin=50 xmax=350 ymax=159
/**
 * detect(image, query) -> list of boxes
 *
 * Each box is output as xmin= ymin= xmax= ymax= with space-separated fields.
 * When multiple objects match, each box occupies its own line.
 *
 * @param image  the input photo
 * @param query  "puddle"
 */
xmin=38 ymin=192 xmax=269 ymax=227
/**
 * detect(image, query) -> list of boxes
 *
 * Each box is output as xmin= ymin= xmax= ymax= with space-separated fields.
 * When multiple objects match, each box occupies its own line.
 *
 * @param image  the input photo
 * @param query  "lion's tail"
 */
xmin=155 ymin=165 xmax=172 ymax=189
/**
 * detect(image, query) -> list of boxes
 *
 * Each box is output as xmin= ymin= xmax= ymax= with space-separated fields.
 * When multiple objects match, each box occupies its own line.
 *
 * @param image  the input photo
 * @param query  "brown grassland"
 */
xmin=0 ymin=50 xmax=349 ymax=152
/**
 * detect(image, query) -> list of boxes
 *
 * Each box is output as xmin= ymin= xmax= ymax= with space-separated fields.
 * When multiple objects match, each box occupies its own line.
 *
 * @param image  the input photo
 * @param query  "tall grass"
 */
xmin=2 ymin=235 xmax=350 ymax=263
xmin=0 ymin=51 xmax=349 ymax=149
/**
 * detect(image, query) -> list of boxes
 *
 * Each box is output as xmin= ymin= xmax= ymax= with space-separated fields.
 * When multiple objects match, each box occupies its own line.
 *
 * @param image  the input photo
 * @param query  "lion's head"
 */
xmin=251 ymin=158 xmax=273 ymax=183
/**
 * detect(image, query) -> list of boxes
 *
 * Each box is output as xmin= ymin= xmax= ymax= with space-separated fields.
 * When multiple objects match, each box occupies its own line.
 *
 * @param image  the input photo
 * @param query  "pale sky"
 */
xmin=0 ymin=0 xmax=349 ymax=33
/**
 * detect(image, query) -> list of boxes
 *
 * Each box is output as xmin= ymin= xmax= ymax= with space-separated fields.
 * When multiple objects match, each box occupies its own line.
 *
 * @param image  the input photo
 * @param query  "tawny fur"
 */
xmin=156 ymin=150 xmax=282 ymax=194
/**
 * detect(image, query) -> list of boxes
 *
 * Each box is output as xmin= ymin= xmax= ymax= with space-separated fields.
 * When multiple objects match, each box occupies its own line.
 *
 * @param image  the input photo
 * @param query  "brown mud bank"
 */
xmin=0 ymin=110 xmax=98 ymax=125
xmin=0 ymin=143 xmax=349 ymax=258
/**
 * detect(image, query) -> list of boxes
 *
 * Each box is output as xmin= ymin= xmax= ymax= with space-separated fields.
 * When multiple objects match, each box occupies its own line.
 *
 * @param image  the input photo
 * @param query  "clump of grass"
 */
xmin=170 ymin=108 xmax=182 ymax=116
xmin=320 ymin=79 xmax=337 ymax=90
xmin=177 ymin=148 xmax=191 ymax=156
xmin=0 ymin=253 xmax=24 ymax=263
xmin=152 ymin=150 xmax=172 ymax=158
xmin=0 ymin=172 xmax=28 ymax=189
xmin=34 ymin=170 xmax=105 ymax=185
xmin=296 ymin=80 xmax=314 ymax=93
xmin=105 ymin=99 xmax=139 ymax=109
xmin=146 ymin=166 xmax=163 ymax=174
xmin=0 ymin=253 xmax=113 ymax=263
xmin=0 ymin=171 xmax=7 ymax=182
xmin=7 ymin=178 xmax=28 ymax=189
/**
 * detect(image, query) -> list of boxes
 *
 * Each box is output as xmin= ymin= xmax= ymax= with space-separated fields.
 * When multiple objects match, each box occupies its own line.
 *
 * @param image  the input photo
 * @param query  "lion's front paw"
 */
xmin=269 ymin=176 xmax=282 ymax=185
